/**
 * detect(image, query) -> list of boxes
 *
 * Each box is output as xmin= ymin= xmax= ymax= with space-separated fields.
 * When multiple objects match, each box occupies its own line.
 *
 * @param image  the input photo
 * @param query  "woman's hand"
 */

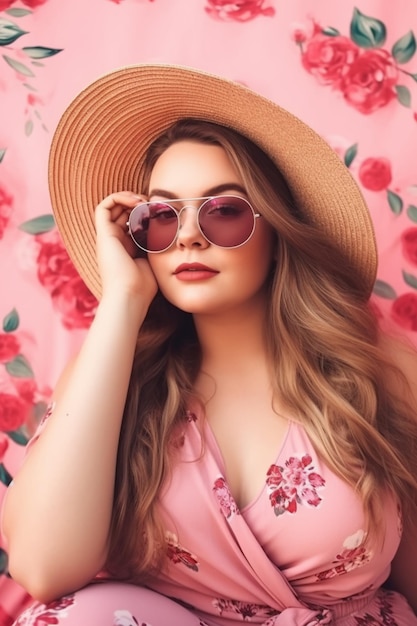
xmin=95 ymin=191 xmax=158 ymax=303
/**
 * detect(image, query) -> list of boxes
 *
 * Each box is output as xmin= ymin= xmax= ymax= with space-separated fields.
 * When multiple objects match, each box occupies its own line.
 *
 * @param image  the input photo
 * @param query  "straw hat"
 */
xmin=48 ymin=63 xmax=377 ymax=299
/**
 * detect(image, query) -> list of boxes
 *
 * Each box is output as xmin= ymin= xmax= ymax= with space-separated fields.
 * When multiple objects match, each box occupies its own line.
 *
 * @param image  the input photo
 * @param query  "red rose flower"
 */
xmin=391 ymin=293 xmax=417 ymax=331
xmin=14 ymin=378 xmax=37 ymax=404
xmin=0 ymin=186 xmax=13 ymax=240
xmin=340 ymin=48 xmax=398 ymax=114
xmin=0 ymin=433 xmax=9 ymax=463
xmin=51 ymin=276 xmax=97 ymax=330
xmin=0 ymin=393 xmax=28 ymax=431
xmin=0 ymin=333 xmax=20 ymax=363
xmin=205 ymin=0 xmax=275 ymax=21
xmin=36 ymin=231 xmax=97 ymax=329
xmin=0 ymin=604 xmax=14 ymax=626
xmin=358 ymin=157 xmax=392 ymax=191
xmin=0 ymin=0 xmax=14 ymax=10
xmin=36 ymin=231 xmax=77 ymax=292
xmin=301 ymin=35 xmax=359 ymax=86
xmin=292 ymin=28 xmax=307 ymax=45
xmin=21 ymin=0 xmax=48 ymax=6
xmin=0 ymin=0 xmax=47 ymax=7
xmin=401 ymin=228 xmax=417 ymax=266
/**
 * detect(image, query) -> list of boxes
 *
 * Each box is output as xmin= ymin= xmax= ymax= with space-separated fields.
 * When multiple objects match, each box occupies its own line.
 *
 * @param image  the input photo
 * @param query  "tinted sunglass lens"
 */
xmin=129 ymin=202 xmax=178 ymax=252
xmin=199 ymin=197 xmax=255 ymax=247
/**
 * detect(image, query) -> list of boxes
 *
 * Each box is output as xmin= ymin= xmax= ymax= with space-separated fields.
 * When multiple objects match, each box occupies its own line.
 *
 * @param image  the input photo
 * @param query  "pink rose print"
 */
xmin=205 ymin=0 xmax=275 ymax=22
xmin=213 ymin=599 xmax=278 ymax=621
xmin=0 ymin=392 xmax=29 ymax=431
xmin=113 ymin=610 xmax=149 ymax=626
xmin=391 ymin=292 xmax=417 ymax=331
xmin=0 ymin=0 xmax=47 ymax=8
xmin=316 ymin=530 xmax=372 ymax=581
xmin=0 ymin=433 xmax=9 ymax=462
xmin=0 ymin=187 xmax=13 ymax=241
xmin=358 ymin=157 xmax=392 ymax=191
xmin=401 ymin=227 xmax=417 ymax=266
xmin=166 ymin=532 xmax=199 ymax=571
xmin=14 ymin=596 xmax=75 ymax=626
xmin=339 ymin=49 xmax=398 ymax=114
xmin=0 ymin=333 xmax=20 ymax=362
xmin=36 ymin=231 xmax=97 ymax=329
xmin=212 ymin=476 xmax=239 ymax=518
xmin=301 ymin=35 xmax=359 ymax=86
xmin=266 ymin=454 xmax=325 ymax=515
xmin=13 ymin=377 xmax=37 ymax=405
xmin=295 ymin=9 xmax=417 ymax=117
xmin=49 ymin=277 xmax=98 ymax=330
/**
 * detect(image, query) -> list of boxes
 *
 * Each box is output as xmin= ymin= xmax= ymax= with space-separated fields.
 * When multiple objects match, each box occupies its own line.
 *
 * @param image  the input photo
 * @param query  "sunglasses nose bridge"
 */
xmin=176 ymin=204 xmax=201 ymax=229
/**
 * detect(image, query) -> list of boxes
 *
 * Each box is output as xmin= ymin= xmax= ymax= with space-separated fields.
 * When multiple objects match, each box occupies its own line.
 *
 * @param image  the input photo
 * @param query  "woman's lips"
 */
xmin=173 ymin=263 xmax=219 ymax=281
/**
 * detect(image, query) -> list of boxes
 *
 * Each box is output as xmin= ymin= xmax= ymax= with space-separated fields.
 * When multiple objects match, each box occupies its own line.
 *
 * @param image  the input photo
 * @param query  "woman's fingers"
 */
xmin=94 ymin=192 xmax=158 ymax=301
xmin=96 ymin=192 xmax=146 ymax=234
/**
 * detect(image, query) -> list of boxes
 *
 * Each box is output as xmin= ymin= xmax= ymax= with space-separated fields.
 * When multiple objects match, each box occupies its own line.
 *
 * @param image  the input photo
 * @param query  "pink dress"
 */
xmin=8 ymin=408 xmax=417 ymax=626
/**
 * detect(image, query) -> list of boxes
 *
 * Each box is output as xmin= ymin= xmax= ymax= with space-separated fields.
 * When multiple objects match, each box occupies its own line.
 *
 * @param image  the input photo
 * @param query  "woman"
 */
xmin=2 ymin=64 xmax=417 ymax=625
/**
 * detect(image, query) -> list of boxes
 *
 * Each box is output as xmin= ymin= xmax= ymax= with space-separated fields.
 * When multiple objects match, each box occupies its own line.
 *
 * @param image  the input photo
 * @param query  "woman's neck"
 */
xmin=193 ymin=293 xmax=271 ymax=377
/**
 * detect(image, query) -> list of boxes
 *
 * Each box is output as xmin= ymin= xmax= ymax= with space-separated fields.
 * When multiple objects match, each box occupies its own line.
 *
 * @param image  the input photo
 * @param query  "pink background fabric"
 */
xmin=1 ymin=0 xmax=417 ymax=622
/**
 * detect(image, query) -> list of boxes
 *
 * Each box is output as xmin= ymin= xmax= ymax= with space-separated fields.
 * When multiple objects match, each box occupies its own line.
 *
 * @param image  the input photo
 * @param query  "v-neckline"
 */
xmin=202 ymin=416 xmax=293 ymax=513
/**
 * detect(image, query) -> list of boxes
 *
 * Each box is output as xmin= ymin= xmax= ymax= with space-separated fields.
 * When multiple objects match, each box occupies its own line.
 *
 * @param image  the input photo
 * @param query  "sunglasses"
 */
xmin=127 ymin=195 xmax=261 ymax=253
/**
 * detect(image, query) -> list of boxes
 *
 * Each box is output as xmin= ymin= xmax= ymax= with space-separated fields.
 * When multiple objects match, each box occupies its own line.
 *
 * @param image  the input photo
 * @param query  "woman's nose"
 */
xmin=175 ymin=206 xmax=209 ymax=249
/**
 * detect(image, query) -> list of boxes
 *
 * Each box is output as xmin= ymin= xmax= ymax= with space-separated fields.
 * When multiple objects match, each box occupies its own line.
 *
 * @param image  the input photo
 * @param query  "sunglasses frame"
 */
xmin=127 ymin=194 xmax=261 ymax=253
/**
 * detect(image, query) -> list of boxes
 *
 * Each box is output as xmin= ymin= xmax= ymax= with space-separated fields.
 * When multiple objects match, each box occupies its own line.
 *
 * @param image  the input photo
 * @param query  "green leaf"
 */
xmin=31 ymin=61 xmax=44 ymax=67
xmin=23 ymin=82 xmax=37 ymax=91
xmin=395 ymin=84 xmax=412 ymax=107
xmin=5 ymin=355 xmax=34 ymax=378
xmin=0 ymin=148 xmax=5 ymax=163
xmin=0 ymin=18 xmax=27 ymax=46
xmin=0 ymin=463 xmax=12 ymax=487
xmin=403 ymin=270 xmax=417 ymax=290
xmin=5 ymin=8 xmax=32 ymax=17
xmin=25 ymin=118 xmax=33 ymax=136
xmin=19 ymin=214 xmax=55 ymax=235
xmin=0 ymin=548 xmax=8 ymax=576
xmin=373 ymin=279 xmax=397 ymax=299
xmin=392 ymin=31 xmax=416 ymax=64
xmin=3 ymin=54 xmax=34 ymax=77
xmin=344 ymin=143 xmax=358 ymax=168
xmin=387 ymin=189 xmax=403 ymax=214
xmin=22 ymin=45 xmax=63 ymax=59
xmin=7 ymin=429 xmax=29 ymax=446
xmin=3 ymin=308 xmax=19 ymax=332
xmin=406 ymin=204 xmax=417 ymax=222
xmin=409 ymin=72 xmax=417 ymax=82
xmin=350 ymin=8 xmax=386 ymax=48
xmin=322 ymin=27 xmax=340 ymax=37
xmin=34 ymin=400 xmax=48 ymax=422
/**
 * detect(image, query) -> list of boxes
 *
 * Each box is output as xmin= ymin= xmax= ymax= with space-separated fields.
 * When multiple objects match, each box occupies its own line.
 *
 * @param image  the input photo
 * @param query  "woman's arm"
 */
xmin=1 ymin=192 xmax=157 ymax=603
xmin=388 ymin=517 xmax=417 ymax=613
xmin=381 ymin=332 xmax=417 ymax=613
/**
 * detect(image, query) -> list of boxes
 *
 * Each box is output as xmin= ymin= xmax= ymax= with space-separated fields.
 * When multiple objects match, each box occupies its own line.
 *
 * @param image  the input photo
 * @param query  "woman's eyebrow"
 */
xmin=148 ymin=183 xmax=248 ymax=200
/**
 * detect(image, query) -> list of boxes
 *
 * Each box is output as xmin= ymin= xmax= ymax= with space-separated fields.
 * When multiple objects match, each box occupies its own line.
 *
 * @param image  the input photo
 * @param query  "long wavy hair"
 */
xmin=105 ymin=119 xmax=417 ymax=582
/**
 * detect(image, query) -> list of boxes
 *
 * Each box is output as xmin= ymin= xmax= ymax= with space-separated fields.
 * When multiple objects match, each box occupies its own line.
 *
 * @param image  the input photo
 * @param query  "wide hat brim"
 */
xmin=48 ymin=63 xmax=377 ymax=299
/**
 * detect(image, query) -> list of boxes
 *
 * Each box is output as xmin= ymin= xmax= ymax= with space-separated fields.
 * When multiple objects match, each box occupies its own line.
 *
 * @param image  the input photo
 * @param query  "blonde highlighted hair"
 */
xmin=105 ymin=119 xmax=417 ymax=582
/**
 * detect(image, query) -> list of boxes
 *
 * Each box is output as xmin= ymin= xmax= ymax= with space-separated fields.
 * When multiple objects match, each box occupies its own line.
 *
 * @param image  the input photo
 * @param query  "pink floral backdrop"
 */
xmin=1 ymin=0 xmax=417 ymax=621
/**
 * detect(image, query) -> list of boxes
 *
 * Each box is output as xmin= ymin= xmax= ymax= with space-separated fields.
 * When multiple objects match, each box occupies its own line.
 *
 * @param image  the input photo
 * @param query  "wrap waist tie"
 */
xmin=266 ymin=591 xmax=378 ymax=625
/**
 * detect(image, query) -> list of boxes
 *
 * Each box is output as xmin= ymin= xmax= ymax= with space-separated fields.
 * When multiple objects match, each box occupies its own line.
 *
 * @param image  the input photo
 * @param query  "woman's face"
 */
xmin=146 ymin=140 xmax=276 ymax=317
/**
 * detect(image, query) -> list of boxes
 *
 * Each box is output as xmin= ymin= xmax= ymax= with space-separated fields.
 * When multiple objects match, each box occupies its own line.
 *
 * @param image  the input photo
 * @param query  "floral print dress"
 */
xmin=10 ymin=407 xmax=417 ymax=626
